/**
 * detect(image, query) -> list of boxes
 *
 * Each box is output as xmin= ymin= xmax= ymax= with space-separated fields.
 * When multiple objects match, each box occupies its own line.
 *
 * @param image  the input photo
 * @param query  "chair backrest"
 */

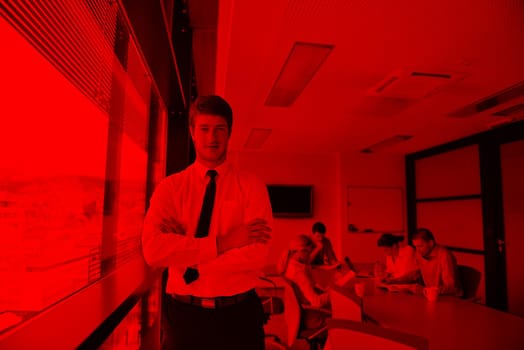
xmin=328 ymin=285 xmax=362 ymax=321
xmin=257 ymin=276 xmax=285 ymax=317
xmin=280 ymin=277 xmax=303 ymax=348
xmin=260 ymin=296 xmax=284 ymax=318
xmin=457 ymin=265 xmax=481 ymax=300
xmin=325 ymin=319 xmax=428 ymax=350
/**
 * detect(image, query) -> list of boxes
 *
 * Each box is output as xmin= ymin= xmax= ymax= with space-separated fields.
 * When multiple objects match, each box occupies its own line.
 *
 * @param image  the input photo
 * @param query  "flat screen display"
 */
xmin=266 ymin=185 xmax=313 ymax=217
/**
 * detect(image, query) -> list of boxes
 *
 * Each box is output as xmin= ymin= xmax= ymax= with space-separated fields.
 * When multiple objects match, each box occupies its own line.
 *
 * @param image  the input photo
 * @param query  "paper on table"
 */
xmin=0 ymin=312 xmax=23 ymax=332
xmin=376 ymin=283 xmax=417 ymax=293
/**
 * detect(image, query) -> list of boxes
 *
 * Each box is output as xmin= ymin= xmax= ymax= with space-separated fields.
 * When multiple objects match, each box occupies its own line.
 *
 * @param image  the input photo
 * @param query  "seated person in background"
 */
xmin=376 ymin=233 xmax=419 ymax=284
xmin=277 ymin=234 xmax=331 ymax=339
xmin=309 ymin=222 xmax=339 ymax=267
xmin=277 ymin=234 xmax=330 ymax=309
xmin=411 ymin=228 xmax=463 ymax=296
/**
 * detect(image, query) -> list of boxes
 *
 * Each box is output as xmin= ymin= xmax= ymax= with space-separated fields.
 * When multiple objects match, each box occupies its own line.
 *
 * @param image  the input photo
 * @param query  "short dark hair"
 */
xmin=377 ymin=233 xmax=404 ymax=247
xmin=189 ymin=95 xmax=233 ymax=133
xmin=412 ymin=228 xmax=436 ymax=242
xmin=312 ymin=221 xmax=326 ymax=234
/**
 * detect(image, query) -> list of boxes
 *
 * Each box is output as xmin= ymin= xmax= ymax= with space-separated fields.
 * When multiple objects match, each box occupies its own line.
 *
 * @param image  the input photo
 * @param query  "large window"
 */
xmin=413 ymin=145 xmax=486 ymax=303
xmin=98 ymin=278 xmax=161 ymax=350
xmin=0 ymin=1 xmax=166 ymax=335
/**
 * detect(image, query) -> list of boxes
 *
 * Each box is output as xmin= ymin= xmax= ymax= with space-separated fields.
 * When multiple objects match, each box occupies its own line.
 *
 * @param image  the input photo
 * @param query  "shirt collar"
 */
xmin=193 ymin=159 xmax=231 ymax=181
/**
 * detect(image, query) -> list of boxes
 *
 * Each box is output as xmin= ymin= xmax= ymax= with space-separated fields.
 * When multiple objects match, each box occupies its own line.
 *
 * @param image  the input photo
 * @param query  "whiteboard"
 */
xmin=347 ymin=186 xmax=404 ymax=233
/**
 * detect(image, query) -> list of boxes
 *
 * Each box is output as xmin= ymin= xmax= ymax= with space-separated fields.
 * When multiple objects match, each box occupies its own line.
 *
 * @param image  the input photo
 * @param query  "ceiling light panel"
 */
xmin=265 ymin=42 xmax=334 ymax=107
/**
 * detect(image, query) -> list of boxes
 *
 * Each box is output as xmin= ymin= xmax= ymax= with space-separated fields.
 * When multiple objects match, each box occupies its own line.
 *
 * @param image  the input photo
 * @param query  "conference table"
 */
xmin=312 ymin=265 xmax=524 ymax=350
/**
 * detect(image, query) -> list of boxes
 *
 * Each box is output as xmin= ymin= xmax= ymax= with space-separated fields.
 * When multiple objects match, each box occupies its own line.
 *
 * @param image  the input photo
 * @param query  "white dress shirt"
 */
xmin=142 ymin=160 xmax=273 ymax=297
xmin=385 ymin=245 xmax=419 ymax=278
xmin=416 ymin=245 xmax=462 ymax=296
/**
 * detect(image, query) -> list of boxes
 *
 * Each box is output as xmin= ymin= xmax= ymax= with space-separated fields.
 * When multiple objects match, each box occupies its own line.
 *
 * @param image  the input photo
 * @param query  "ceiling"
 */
xmin=189 ymin=0 xmax=524 ymax=155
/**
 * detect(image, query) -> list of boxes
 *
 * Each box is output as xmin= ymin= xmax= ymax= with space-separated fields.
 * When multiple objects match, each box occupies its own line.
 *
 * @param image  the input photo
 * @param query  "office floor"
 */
xmin=291 ymin=339 xmax=310 ymax=349
xmin=265 ymin=314 xmax=311 ymax=350
xmin=264 ymin=304 xmax=321 ymax=350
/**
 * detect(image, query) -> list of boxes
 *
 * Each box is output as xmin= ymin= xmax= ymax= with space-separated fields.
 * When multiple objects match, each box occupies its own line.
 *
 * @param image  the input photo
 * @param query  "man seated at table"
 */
xmin=411 ymin=228 xmax=463 ymax=296
xmin=376 ymin=233 xmax=419 ymax=285
xmin=309 ymin=222 xmax=340 ymax=267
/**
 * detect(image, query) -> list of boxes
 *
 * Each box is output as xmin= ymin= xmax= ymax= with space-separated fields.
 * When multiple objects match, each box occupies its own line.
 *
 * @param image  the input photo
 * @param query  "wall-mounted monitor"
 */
xmin=266 ymin=185 xmax=313 ymax=218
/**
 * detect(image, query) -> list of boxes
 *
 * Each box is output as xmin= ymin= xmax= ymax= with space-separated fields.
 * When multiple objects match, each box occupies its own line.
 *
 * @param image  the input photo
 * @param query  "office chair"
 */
xmin=284 ymin=277 xmax=332 ymax=350
xmin=325 ymin=318 xmax=429 ymax=350
xmin=457 ymin=265 xmax=482 ymax=301
xmin=259 ymin=275 xmax=331 ymax=350
xmin=262 ymin=295 xmax=287 ymax=350
xmin=257 ymin=276 xmax=287 ymax=348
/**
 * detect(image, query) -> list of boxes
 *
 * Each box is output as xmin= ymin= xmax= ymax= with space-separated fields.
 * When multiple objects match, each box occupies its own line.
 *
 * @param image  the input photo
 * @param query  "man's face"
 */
xmin=381 ymin=247 xmax=395 ymax=257
xmin=412 ymin=238 xmax=434 ymax=258
xmin=313 ymin=232 xmax=324 ymax=243
xmin=190 ymin=114 xmax=230 ymax=167
xmin=293 ymin=247 xmax=312 ymax=264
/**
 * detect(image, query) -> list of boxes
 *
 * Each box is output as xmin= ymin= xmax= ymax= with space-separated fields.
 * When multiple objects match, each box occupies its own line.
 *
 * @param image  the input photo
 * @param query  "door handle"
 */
xmin=497 ymin=239 xmax=505 ymax=253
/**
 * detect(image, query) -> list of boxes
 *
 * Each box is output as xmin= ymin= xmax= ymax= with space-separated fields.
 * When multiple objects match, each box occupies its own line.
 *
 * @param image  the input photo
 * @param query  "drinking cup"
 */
xmin=423 ymin=286 xmax=439 ymax=302
xmin=355 ymin=282 xmax=366 ymax=297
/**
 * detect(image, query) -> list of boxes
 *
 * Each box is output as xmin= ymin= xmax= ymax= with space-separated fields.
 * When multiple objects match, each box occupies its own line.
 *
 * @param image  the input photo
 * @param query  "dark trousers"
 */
xmin=162 ymin=290 xmax=265 ymax=350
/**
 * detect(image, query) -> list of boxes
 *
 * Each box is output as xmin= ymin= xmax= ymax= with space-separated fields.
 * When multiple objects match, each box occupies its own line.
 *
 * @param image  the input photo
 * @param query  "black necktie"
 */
xmin=195 ymin=170 xmax=218 ymax=238
xmin=184 ymin=170 xmax=218 ymax=285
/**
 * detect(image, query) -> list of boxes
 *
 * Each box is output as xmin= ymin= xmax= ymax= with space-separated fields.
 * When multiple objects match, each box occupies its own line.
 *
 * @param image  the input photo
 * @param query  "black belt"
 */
xmin=171 ymin=289 xmax=255 ymax=309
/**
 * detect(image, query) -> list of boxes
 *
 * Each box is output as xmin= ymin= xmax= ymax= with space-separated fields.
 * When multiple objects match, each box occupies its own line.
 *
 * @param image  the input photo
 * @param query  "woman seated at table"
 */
xmin=277 ymin=234 xmax=330 ymax=308
xmin=276 ymin=234 xmax=332 ymax=343
xmin=376 ymin=233 xmax=419 ymax=284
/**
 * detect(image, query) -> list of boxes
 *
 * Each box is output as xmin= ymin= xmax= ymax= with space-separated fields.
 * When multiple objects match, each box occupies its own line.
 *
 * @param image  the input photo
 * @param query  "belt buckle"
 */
xmin=201 ymin=298 xmax=216 ymax=308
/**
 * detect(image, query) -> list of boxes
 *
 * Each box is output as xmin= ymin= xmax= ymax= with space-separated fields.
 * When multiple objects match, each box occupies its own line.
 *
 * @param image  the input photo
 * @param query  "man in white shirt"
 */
xmin=412 ymin=228 xmax=462 ymax=296
xmin=142 ymin=95 xmax=273 ymax=350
